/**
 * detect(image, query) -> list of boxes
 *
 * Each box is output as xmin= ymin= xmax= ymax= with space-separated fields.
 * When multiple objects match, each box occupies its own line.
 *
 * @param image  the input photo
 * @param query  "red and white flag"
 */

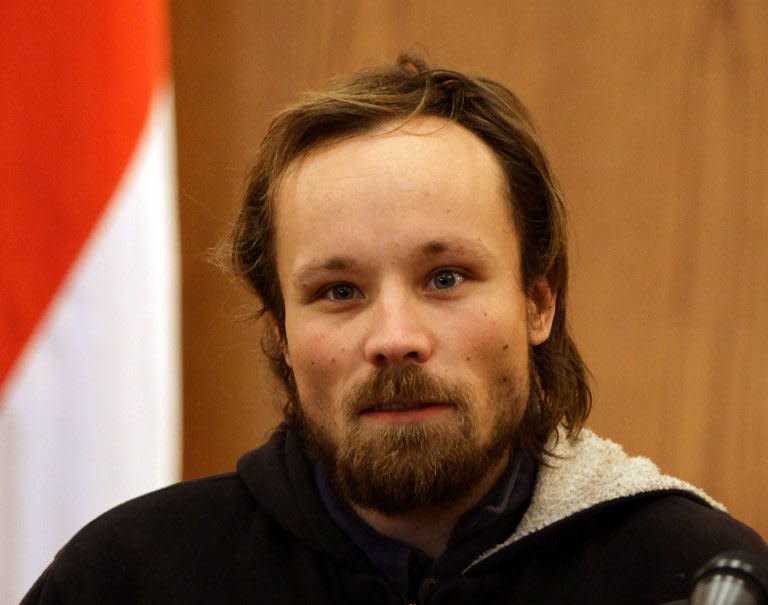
xmin=0 ymin=3 xmax=180 ymax=601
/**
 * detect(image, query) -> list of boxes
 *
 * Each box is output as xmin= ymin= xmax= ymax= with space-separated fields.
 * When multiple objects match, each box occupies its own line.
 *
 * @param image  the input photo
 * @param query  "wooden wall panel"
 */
xmin=171 ymin=1 xmax=767 ymax=537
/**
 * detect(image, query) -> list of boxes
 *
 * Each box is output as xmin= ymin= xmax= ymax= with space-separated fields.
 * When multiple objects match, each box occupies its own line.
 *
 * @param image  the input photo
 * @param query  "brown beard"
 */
xmin=291 ymin=365 xmax=527 ymax=514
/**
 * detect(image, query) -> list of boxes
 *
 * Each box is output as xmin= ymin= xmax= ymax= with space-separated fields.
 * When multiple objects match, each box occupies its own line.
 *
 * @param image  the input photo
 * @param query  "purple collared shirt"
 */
xmin=314 ymin=451 xmax=537 ymax=601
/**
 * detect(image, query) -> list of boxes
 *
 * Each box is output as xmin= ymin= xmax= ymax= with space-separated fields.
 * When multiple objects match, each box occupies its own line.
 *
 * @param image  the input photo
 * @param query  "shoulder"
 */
xmin=534 ymin=429 xmax=766 ymax=565
xmin=520 ymin=490 xmax=765 ymax=561
xmin=487 ymin=492 xmax=766 ymax=605
xmin=609 ymin=491 xmax=765 ymax=555
xmin=494 ymin=429 xmax=767 ymax=603
xmin=586 ymin=492 xmax=766 ymax=601
xmin=23 ymin=431 xmax=328 ymax=604
xmin=22 ymin=473 xmax=266 ymax=603
xmin=70 ymin=472 xmax=254 ymax=546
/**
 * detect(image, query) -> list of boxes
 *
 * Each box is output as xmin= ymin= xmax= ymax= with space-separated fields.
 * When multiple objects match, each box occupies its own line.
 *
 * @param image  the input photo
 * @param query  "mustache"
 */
xmin=342 ymin=365 xmax=471 ymax=414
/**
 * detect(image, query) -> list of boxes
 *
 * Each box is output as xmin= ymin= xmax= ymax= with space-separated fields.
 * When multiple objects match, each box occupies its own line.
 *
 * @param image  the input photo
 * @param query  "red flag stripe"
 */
xmin=0 ymin=1 xmax=168 ymax=387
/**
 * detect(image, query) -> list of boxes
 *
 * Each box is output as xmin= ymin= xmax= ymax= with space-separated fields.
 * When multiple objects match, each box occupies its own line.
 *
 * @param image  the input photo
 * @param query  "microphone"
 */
xmin=688 ymin=550 xmax=768 ymax=605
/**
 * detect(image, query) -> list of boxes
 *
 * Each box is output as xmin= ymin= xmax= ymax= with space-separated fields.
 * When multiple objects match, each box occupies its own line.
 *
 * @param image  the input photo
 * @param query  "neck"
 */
xmin=350 ymin=452 xmax=510 ymax=560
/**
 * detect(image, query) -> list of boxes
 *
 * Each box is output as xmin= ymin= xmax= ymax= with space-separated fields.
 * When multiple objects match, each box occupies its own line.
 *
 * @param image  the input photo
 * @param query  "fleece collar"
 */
xmin=468 ymin=428 xmax=724 ymax=569
xmin=241 ymin=426 xmax=723 ymax=572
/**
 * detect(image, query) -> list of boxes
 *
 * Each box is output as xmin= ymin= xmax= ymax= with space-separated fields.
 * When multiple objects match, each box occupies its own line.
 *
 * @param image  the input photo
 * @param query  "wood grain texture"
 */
xmin=171 ymin=1 xmax=767 ymax=537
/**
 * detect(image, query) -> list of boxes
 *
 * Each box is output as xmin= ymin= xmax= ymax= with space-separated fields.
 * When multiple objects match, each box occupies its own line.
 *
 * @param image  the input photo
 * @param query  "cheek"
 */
xmin=284 ymin=322 xmax=350 ymax=405
xmin=449 ymin=308 xmax=530 ymax=428
xmin=451 ymin=307 xmax=529 ymax=365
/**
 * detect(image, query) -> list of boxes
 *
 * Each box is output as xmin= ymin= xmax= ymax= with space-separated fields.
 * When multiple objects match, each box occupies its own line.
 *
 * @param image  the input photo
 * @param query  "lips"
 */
xmin=360 ymin=400 xmax=445 ymax=414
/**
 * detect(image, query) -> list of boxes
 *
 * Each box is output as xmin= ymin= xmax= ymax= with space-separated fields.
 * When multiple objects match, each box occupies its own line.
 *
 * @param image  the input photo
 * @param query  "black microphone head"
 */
xmin=691 ymin=550 xmax=768 ymax=605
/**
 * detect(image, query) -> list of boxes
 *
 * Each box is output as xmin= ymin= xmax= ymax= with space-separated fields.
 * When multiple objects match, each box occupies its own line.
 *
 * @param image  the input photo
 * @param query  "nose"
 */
xmin=363 ymin=293 xmax=433 ymax=367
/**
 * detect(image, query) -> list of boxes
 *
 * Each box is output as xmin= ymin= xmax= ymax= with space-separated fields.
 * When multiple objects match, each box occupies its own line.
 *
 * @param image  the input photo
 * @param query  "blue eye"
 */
xmin=327 ymin=284 xmax=358 ymax=300
xmin=429 ymin=270 xmax=463 ymax=290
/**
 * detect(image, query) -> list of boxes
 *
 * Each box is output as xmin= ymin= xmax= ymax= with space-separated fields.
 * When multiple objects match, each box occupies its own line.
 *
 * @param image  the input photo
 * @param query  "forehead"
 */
xmin=281 ymin=116 xmax=506 ymax=186
xmin=273 ymin=116 xmax=518 ymax=267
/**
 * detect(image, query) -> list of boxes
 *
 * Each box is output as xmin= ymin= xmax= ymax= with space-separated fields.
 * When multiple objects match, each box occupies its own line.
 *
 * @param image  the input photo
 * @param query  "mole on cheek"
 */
xmin=502 ymin=344 xmax=509 ymax=351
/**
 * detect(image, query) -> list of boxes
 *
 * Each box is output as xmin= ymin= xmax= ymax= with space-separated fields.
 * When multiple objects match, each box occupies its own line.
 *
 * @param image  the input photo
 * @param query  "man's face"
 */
xmin=274 ymin=117 xmax=553 ymax=513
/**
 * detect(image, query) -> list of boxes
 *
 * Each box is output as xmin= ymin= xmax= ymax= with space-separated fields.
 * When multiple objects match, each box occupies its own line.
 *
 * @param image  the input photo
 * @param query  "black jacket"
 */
xmin=22 ymin=427 xmax=767 ymax=604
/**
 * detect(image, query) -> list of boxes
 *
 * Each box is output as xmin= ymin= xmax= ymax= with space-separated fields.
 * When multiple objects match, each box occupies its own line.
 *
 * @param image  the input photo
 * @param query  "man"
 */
xmin=24 ymin=56 xmax=766 ymax=604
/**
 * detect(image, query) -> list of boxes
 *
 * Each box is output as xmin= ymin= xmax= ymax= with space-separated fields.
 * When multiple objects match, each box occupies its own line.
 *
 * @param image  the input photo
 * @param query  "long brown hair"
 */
xmin=227 ymin=55 xmax=591 ymax=461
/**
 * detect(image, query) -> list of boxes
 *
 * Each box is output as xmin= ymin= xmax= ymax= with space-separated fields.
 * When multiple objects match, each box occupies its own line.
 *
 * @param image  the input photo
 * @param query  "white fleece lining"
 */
xmin=467 ymin=428 xmax=724 ymax=570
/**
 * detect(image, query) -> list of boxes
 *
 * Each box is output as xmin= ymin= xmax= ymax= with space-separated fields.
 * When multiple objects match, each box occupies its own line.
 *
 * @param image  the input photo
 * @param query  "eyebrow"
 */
xmin=419 ymin=238 xmax=492 ymax=259
xmin=292 ymin=256 xmax=361 ymax=287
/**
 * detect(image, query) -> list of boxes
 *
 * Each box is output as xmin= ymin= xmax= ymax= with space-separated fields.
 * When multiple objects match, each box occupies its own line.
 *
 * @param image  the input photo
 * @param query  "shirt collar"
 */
xmin=314 ymin=451 xmax=537 ymax=599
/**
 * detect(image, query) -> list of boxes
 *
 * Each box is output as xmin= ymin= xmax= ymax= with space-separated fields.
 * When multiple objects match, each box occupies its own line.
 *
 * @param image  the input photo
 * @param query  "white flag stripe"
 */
xmin=0 ymin=85 xmax=180 ymax=604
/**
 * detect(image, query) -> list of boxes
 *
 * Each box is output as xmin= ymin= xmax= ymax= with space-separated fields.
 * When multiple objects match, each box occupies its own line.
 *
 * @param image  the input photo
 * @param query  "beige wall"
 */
xmin=170 ymin=1 xmax=768 ymax=538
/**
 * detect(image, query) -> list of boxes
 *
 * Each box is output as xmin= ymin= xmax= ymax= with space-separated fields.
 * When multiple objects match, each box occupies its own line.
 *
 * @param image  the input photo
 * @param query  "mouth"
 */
xmin=358 ymin=400 xmax=453 ymax=424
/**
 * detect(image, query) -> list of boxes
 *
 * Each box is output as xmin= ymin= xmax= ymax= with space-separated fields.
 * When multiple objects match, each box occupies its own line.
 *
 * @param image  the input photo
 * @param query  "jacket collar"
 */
xmin=238 ymin=425 xmax=722 ymax=573
xmin=467 ymin=428 xmax=723 ymax=569
xmin=237 ymin=426 xmax=375 ymax=570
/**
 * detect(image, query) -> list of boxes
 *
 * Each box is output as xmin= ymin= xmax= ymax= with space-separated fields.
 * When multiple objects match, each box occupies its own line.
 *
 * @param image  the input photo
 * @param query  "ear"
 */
xmin=268 ymin=313 xmax=291 ymax=367
xmin=526 ymin=277 xmax=556 ymax=346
